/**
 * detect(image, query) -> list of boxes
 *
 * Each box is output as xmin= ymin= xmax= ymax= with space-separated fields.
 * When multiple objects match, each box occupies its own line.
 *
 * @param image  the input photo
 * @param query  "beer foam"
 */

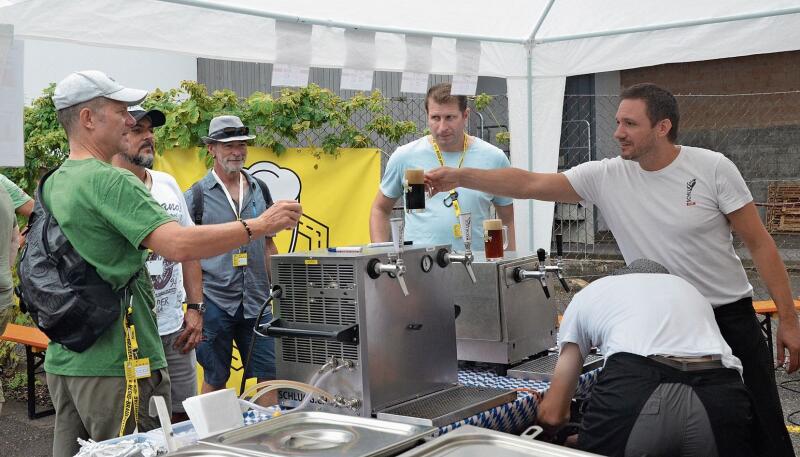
xmin=483 ymin=218 xmax=503 ymax=230
xmin=405 ymin=168 xmax=424 ymax=184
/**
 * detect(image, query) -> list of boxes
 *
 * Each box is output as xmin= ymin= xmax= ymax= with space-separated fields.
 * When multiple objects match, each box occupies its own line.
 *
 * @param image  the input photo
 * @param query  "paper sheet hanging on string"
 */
xmin=272 ymin=21 xmax=311 ymax=87
xmin=341 ymin=30 xmax=375 ymax=91
xmin=401 ymin=35 xmax=431 ymax=94
xmin=451 ymin=40 xmax=481 ymax=95
xmin=0 ymin=35 xmax=24 ymax=167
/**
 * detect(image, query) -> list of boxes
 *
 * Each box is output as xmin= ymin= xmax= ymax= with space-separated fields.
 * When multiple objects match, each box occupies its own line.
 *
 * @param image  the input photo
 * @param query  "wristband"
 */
xmin=186 ymin=303 xmax=206 ymax=314
xmin=240 ymin=219 xmax=253 ymax=242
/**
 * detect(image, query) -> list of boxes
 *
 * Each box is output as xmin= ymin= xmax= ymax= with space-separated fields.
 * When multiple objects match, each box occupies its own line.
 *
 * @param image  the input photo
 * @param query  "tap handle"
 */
xmin=396 ymin=275 xmax=409 ymax=296
xmin=459 ymin=212 xmax=472 ymax=246
xmin=558 ymin=275 xmax=571 ymax=293
xmin=536 ymin=248 xmax=547 ymax=263
xmin=464 ymin=263 xmax=477 ymax=284
xmin=539 ymin=277 xmax=551 ymax=299
xmin=555 ymin=234 xmax=564 ymax=258
xmin=390 ymin=217 xmax=404 ymax=253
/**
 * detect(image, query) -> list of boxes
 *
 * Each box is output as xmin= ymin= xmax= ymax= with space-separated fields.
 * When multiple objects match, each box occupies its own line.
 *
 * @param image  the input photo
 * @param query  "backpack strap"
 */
xmin=189 ymin=181 xmax=204 ymax=226
xmin=34 ymin=167 xmax=60 ymax=216
xmin=255 ymin=177 xmax=274 ymax=208
xmin=34 ymin=168 xmax=61 ymax=258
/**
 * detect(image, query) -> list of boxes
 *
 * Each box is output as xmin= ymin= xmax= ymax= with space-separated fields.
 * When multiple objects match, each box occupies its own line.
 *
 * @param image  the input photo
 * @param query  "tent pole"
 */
xmin=157 ymin=0 xmax=527 ymax=44
xmin=526 ymin=44 xmax=534 ymax=251
xmin=524 ymin=0 xmax=555 ymax=251
xmin=536 ymin=6 xmax=800 ymax=44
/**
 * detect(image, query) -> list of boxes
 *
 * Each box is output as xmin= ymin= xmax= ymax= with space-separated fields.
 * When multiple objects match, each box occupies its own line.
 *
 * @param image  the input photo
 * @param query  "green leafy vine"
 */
xmin=3 ymin=81 xmax=419 ymax=193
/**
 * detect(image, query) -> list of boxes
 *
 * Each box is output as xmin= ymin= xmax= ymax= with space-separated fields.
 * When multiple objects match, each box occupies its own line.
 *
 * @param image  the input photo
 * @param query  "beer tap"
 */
xmin=435 ymin=212 xmax=477 ymax=283
xmin=513 ymin=248 xmax=551 ymax=298
xmin=367 ymin=217 xmax=409 ymax=296
xmin=544 ymin=234 xmax=570 ymax=293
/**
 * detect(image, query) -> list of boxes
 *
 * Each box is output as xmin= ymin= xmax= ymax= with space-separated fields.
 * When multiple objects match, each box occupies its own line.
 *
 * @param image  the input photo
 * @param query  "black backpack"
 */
xmin=16 ymin=168 xmax=124 ymax=352
xmin=189 ymin=175 xmax=273 ymax=225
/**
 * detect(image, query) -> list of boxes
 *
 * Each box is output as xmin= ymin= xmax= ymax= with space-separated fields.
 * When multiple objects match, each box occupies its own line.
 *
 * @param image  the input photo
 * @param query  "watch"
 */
xmin=186 ymin=303 xmax=206 ymax=314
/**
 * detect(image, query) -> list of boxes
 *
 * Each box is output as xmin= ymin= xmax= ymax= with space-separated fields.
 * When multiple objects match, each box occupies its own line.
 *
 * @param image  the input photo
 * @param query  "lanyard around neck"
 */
xmin=212 ymin=170 xmax=244 ymax=220
xmin=431 ymin=133 xmax=469 ymax=217
xmin=431 ymin=132 xmax=468 ymax=169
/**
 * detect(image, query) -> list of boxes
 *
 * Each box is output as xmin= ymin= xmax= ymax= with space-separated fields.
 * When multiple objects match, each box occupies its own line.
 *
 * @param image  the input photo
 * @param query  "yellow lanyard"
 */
xmin=120 ymin=294 xmax=140 ymax=436
xmin=431 ymin=133 xmax=468 ymax=218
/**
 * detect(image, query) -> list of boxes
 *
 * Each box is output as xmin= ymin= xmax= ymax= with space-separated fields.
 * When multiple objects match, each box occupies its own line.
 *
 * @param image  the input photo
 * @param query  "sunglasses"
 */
xmin=208 ymin=126 xmax=250 ymax=140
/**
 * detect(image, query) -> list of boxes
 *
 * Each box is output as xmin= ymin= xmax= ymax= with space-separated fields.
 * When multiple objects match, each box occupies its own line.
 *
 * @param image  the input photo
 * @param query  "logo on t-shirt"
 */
xmin=148 ymin=251 xmax=175 ymax=291
xmin=685 ymin=178 xmax=697 ymax=206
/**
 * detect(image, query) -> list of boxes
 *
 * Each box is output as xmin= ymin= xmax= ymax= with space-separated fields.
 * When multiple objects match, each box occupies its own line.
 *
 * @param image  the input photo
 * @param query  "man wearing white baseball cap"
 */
xmin=41 ymin=71 xmax=302 ymax=457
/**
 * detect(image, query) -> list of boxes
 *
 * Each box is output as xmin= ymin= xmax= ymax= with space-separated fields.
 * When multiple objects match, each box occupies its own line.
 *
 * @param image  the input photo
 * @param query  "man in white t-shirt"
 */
xmin=538 ymin=259 xmax=758 ymax=457
xmin=427 ymin=83 xmax=796 ymax=456
xmin=112 ymin=105 xmax=204 ymax=422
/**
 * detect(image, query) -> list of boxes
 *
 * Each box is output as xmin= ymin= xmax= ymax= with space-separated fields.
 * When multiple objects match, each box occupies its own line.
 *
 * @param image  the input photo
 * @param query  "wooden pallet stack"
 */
xmin=765 ymin=183 xmax=800 ymax=233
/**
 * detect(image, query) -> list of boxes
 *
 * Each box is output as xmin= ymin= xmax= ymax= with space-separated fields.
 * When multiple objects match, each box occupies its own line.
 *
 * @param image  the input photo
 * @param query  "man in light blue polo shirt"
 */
xmin=370 ymin=83 xmax=515 ymax=251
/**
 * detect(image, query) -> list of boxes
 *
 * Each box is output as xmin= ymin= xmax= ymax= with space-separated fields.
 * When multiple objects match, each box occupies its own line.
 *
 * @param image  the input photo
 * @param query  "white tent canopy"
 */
xmin=2 ymin=0 xmax=799 ymax=251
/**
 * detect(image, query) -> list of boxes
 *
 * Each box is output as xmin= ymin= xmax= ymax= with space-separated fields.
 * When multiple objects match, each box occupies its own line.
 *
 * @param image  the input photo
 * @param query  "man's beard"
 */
xmin=120 ymin=148 xmax=154 ymax=169
xmin=221 ymin=160 xmax=244 ymax=174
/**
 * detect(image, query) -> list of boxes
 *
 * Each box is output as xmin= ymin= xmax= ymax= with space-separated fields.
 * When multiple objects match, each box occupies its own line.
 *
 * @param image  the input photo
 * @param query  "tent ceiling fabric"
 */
xmin=2 ymin=0 xmax=798 ymax=78
xmin=183 ymin=0 xmax=545 ymax=43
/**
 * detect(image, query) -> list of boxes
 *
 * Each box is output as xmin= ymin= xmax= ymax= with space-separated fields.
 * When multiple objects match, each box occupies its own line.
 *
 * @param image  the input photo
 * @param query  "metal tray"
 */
xmin=376 ymin=386 xmax=517 ymax=427
xmin=507 ymin=353 xmax=603 ymax=382
xmin=396 ymin=425 xmax=601 ymax=456
xmin=200 ymin=411 xmax=435 ymax=457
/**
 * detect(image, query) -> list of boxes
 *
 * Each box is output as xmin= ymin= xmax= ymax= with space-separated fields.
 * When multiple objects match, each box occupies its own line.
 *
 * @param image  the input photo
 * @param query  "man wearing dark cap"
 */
xmin=538 ymin=260 xmax=759 ymax=457
xmin=184 ymin=115 xmax=278 ymax=398
xmin=44 ymin=71 xmax=301 ymax=456
xmin=112 ymin=105 xmax=203 ymax=422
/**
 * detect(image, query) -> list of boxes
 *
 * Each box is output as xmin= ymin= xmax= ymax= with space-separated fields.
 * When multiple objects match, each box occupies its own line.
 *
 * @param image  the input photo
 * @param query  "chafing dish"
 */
xmin=396 ymin=425 xmax=601 ymax=457
xmin=198 ymin=411 xmax=436 ymax=457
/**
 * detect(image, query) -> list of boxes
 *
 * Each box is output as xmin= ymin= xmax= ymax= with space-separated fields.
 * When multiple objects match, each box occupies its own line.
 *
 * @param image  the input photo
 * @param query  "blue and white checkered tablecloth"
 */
xmin=243 ymin=367 xmax=601 ymax=435
xmin=433 ymin=368 xmax=600 ymax=436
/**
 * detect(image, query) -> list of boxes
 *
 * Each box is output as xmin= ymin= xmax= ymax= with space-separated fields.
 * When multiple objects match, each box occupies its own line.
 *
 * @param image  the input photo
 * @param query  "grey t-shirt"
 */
xmin=184 ymin=170 xmax=271 ymax=319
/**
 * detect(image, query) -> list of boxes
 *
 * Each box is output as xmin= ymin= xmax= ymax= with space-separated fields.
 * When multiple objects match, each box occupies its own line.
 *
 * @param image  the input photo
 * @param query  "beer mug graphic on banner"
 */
xmin=483 ymin=219 xmax=508 ymax=260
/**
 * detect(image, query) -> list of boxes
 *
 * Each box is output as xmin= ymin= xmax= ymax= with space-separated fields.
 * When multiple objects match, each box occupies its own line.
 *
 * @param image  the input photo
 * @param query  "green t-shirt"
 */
xmin=43 ymin=159 xmax=174 ymax=376
xmin=0 ymin=173 xmax=32 ymax=209
xmin=0 ymin=187 xmax=15 ymax=332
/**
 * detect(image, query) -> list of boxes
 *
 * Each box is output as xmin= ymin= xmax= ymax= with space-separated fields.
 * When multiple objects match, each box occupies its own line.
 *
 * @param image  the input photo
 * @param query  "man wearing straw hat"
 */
xmin=185 ymin=115 xmax=279 ymax=400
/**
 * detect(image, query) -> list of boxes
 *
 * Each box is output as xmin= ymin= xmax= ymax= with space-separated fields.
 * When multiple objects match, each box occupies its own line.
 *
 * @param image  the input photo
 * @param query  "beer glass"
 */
xmin=483 ymin=219 xmax=509 ymax=260
xmin=404 ymin=168 xmax=426 ymax=213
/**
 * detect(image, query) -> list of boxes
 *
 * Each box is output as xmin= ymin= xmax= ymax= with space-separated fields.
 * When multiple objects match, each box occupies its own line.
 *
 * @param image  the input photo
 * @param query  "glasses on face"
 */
xmin=208 ymin=126 xmax=249 ymax=140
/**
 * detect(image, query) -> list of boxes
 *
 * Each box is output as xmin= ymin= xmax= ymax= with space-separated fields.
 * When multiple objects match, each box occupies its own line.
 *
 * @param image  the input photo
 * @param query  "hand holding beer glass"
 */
xmin=403 ymin=168 xmax=427 ymax=213
xmin=483 ymin=219 xmax=509 ymax=260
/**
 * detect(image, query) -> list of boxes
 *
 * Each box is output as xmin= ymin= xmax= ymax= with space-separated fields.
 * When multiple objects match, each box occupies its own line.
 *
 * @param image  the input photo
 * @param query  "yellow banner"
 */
xmin=154 ymin=147 xmax=381 ymax=393
xmin=154 ymin=147 xmax=381 ymax=254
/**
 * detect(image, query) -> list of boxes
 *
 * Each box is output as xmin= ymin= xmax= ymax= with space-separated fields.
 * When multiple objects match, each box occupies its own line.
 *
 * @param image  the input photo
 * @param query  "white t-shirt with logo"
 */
xmin=559 ymin=273 xmax=742 ymax=373
xmin=564 ymin=146 xmax=753 ymax=306
xmin=146 ymin=170 xmax=195 ymax=335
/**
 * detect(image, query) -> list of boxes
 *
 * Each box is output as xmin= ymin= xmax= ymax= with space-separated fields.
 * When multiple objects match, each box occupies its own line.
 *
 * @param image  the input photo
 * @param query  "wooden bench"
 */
xmin=752 ymin=299 xmax=800 ymax=359
xmin=0 ymin=323 xmax=54 ymax=419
